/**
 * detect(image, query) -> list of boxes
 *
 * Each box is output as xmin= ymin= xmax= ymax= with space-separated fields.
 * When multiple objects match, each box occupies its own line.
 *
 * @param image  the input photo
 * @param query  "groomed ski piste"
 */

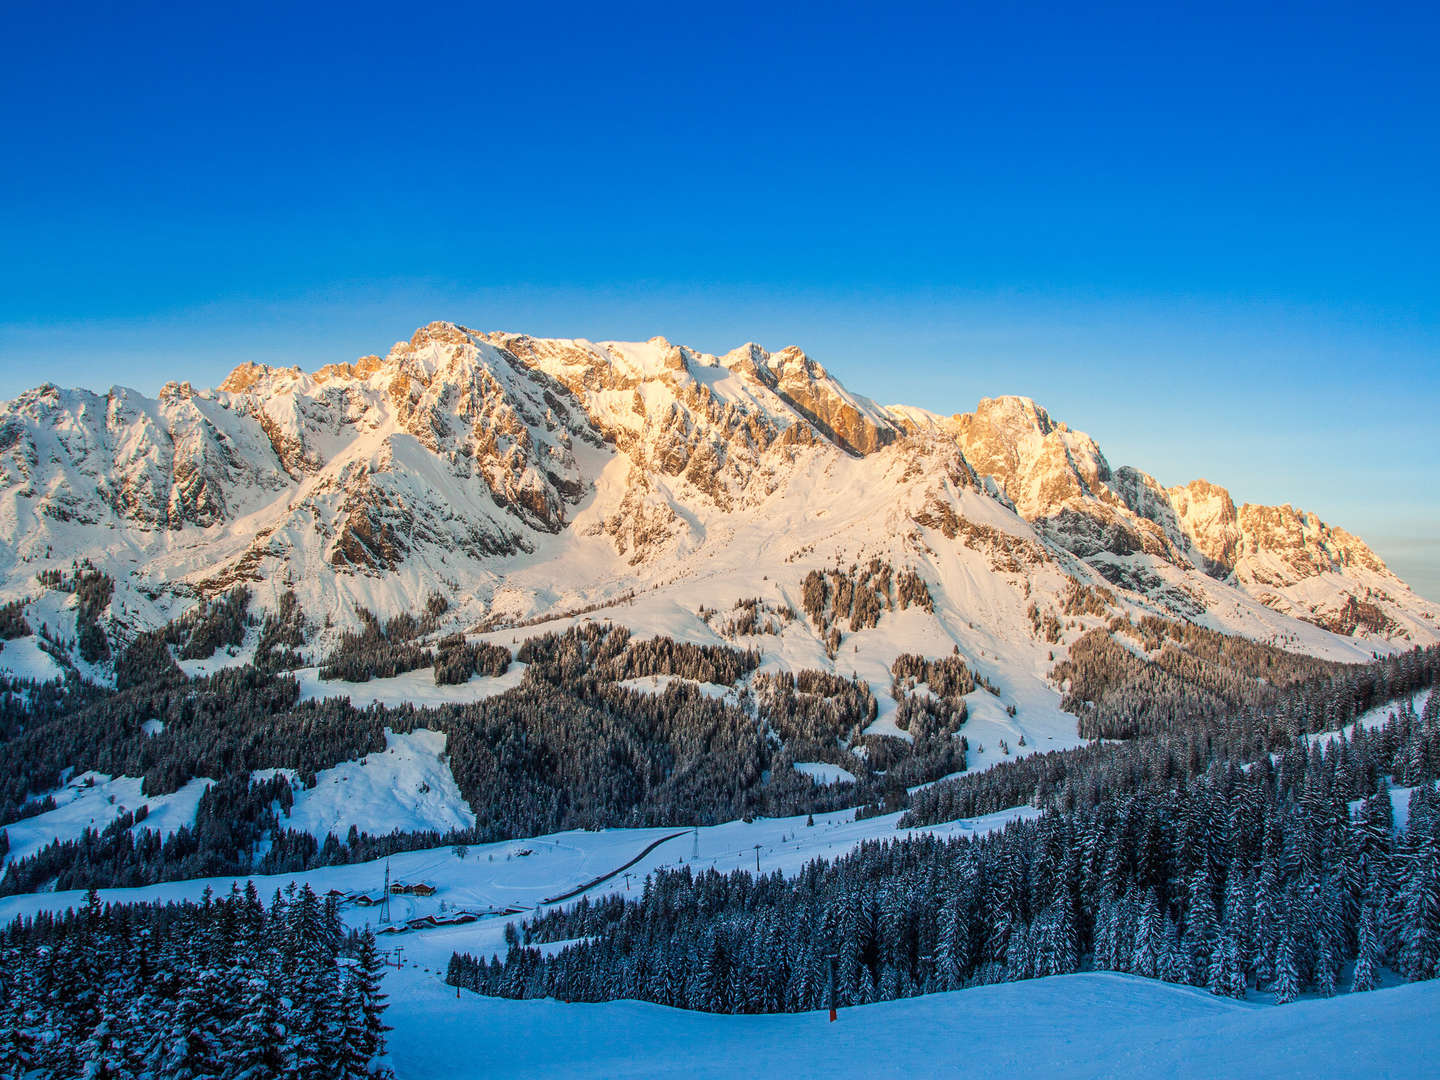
xmin=2 ymin=694 xmax=1434 ymax=1077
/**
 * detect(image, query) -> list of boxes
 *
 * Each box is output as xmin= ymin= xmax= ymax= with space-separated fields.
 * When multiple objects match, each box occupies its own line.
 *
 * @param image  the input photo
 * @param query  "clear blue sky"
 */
xmin=2 ymin=2 xmax=1437 ymax=598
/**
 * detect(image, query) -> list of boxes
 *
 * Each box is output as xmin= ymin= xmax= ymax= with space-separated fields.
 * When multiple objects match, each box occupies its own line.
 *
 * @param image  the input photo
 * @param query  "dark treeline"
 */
xmin=434 ymin=633 xmax=511 ymax=685
xmin=752 ymin=668 xmax=876 ymax=754
xmin=906 ymin=644 xmax=1440 ymax=827
xmin=1053 ymin=614 xmax=1352 ymax=740
xmin=0 ymin=622 xmax=925 ymax=893
xmin=800 ymin=560 xmax=933 ymax=655
xmin=750 ymin=666 xmax=964 ymax=803
xmin=515 ymin=622 xmax=759 ymax=686
xmin=890 ymin=651 xmax=972 ymax=748
xmin=114 ymin=587 xmax=291 ymax=691
xmin=253 ymin=589 xmax=308 ymax=673
xmin=0 ymin=664 xmax=315 ymax=810
xmin=0 ymin=884 xmax=390 ymax=1079
xmin=34 ymin=562 xmax=114 ymax=664
xmin=449 ymin=683 xmax=1440 ymax=1013
xmin=318 ymin=605 xmax=441 ymax=683
xmin=0 ymin=600 xmax=29 ymax=640
xmin=169 ymin=585 xmax=252 ymax=660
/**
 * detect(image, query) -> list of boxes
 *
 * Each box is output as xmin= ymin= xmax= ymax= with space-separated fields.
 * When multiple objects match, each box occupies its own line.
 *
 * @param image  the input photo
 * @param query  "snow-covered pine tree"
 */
xmin=1273 ymin=928 xmax=1301 ymax=1004
xmin=1351 ymin=894 xmax=1383 ymax=993
xmin=340 ymin=929 xmax=391 ymax=1079
xmin=1398 ymin=828 xmax=1440 ymax=981
xmin=1207 ymin=926 xmax=1247 ymax=1000
xmin=1183 ymin=867 xmax=1219 ymax=987
xmin=1131 ymin=890 xmax=1161 ymax=979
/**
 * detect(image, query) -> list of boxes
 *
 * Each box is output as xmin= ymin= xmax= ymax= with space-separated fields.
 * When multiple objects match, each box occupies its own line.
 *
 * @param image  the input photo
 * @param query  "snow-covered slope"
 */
xmin=1 ymin=804 xmax=1430 ymax=1080
xmin=391 ymin=971 xmax=1440 ymax=1080
xmin=0 ymin=772 xmax=213 ymax=868
xmin=1 ymin=321 xmax=1433 ymax=699
xmin=276 ymin=728 xmax=477 ymax=842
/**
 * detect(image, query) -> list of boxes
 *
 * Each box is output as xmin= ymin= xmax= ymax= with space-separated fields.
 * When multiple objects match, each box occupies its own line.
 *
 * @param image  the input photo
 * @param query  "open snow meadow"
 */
xmin=2 ymin=794 xmax=1434 ymax=1079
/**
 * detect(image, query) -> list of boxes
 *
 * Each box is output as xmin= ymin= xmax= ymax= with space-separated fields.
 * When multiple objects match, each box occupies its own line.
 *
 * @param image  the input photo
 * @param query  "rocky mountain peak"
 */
xmin=0 ymin=322 xmax=1433 ymax=656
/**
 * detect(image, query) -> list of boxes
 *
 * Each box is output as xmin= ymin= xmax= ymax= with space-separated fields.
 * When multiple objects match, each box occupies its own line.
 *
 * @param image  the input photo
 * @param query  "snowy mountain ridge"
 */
xmin=0 ymin=321 xmax=1434 ymax=680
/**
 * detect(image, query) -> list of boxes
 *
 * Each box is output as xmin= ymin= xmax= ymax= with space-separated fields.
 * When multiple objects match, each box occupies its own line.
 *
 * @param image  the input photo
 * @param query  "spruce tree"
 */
xmin=1273 ymin=929 xmax=1300 ymax=1004
xmin=1398 ymin=838 xmax=1440 ymax=981
xmin=1351 ymin=896 xmax=1383 ymax=993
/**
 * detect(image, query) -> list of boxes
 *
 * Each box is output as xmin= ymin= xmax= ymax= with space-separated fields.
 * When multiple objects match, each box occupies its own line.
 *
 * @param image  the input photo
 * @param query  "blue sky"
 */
xmin=2 ymin=2 xmax=1437 ymax=597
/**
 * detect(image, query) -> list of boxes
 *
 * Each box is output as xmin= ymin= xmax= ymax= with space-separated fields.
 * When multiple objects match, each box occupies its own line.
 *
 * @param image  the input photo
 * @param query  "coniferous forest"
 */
xmin=0 ymin=884 xmax=390 ymax=1079
xmin=449 ymin=679 xmax=1440 ymax=1012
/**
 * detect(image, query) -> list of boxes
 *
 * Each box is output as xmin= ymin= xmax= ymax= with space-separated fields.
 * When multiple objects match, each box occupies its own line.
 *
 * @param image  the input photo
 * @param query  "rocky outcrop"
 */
xmin=902 ymin=395 xmax=1423 ymax=636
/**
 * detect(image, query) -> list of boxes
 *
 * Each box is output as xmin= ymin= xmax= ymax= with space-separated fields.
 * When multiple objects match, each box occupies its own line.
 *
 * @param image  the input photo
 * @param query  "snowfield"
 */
xmin=294 ymin=663 xmax=528 ymax=708
xmin=1 ymin=772 xmax=213 ymax=868
xmin=792 ymin=761 xmax=857 ymax=785
xmin=0 ymin=634 xmax=66 ymax=683
xmin=283 ymin=728 xmax=477 ymax=841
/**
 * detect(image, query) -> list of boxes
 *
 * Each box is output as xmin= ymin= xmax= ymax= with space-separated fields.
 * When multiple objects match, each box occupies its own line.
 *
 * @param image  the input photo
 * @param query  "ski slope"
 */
xmin=0 ymin=802 xmax=1039 ymax=930
xmin=386 ymin=971 xmax=1439 ymax=1080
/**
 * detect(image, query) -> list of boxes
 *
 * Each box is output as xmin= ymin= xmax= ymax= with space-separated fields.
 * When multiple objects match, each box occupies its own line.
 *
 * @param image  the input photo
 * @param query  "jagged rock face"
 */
xmin=1164 ymin=478 xmax=1240 ymax=574
xmin=207 ymin=324 xmax=601 ymax=572
xmin=916 ymin=397 xmax=1418 ymax=635
xmin=758 ymin=346 xmax=901 ymax=456
xmin=942 ymin=397 xmax=1111 ymax=518
xmin=0 ymin=382 xmax=290 ymax=533
xmin=480 ymin=332 xmax=902 ymax=563
xmin=486 ymin=332 xmax=899 ymax=485
xmin=486 ymin=333 xmax=788 ymax=509
xmin=1233 ymin=504 xmax=1385 ymax=580
xmin=0 ymin=321 xmax=1432 ymax=652
xmin=931 ymin=397 xmax=1176 ymax=567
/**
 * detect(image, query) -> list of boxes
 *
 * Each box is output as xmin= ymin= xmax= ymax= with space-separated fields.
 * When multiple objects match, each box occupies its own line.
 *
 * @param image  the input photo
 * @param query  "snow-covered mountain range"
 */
xmin=1 ymin=320 xmax=1434 ymax=685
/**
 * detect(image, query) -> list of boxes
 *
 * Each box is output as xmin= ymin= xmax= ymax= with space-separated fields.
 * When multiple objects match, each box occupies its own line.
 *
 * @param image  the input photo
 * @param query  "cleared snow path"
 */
xmin=539 ymin=831 xmax=689 ymax=904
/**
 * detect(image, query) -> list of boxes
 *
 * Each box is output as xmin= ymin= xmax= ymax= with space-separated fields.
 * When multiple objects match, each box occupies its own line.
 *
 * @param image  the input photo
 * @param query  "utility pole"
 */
xmin=753 ymin=843 xmax=762 ymax=873
xmin=380 ymin=861 xmax=392 ymax=925
xmin=622 ymin=871 xmax=633 ymax=891
xmin=692 ymin=827 xmax=699 ymax=860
